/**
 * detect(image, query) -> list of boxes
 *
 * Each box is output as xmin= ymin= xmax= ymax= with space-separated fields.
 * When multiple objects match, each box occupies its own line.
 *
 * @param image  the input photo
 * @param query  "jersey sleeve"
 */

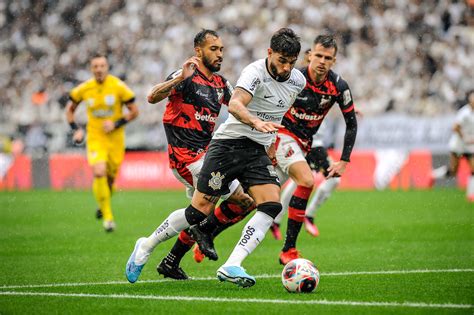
xmin=223 ymin=80 xmax=234 ymax=105
xmin=336 ymin=78 xmax=355 ymax=114
xmin=455 ymin=106 xmax=468 ymax=125
xmin=69 ymin=84 xmax=84 ymax=103
xmin=119 ymin=81 xmax=136 ymax=103
xmin=166 ymin=69 xmax=189 ymax=95
xmin=235 ymin=64 xmax=262 ymax=96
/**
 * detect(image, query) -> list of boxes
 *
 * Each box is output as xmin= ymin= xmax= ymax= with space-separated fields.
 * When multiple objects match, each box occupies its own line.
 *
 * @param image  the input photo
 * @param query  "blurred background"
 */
xmin=0 ymin=0 xmax=473 ymax=190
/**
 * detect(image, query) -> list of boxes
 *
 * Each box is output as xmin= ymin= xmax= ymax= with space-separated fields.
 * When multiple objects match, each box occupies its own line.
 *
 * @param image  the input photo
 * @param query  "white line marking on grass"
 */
xmin=1 ymin=268 xmax=473 ymax=289
xmin=0 ymin=291 xmax=472 ymax=309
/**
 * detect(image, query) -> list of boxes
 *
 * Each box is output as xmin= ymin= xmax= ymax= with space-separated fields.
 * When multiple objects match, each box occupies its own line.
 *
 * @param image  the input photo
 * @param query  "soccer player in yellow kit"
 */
xmin=66 ymin=54 xmax=139 ymax=232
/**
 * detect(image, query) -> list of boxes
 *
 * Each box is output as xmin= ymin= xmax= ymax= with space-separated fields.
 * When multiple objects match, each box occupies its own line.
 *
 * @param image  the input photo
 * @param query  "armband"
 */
xmin=69 ymin=122 xmax=79 ymax=131
xmin=114 ymin=118 xmax=128 ymax=129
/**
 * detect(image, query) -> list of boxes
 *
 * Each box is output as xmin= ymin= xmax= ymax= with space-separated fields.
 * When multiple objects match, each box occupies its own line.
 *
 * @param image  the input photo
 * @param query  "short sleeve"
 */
xmin=69 ymin=84 xmax=83 ymax=103
xmin=166 ymin=69 xmax=188 ymax=94
xmin=119 ymin=81 xmax=136 ymax=103
xmin=235 ymin=64 xmax=262 ymax=96
xmin=223 ymin=80 xmax=234 ymax=105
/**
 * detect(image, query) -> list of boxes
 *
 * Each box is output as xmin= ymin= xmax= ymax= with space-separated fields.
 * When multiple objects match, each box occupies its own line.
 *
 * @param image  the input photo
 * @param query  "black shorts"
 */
xmin=305 ymin=146 xmax=331 ymax=176
xmin=197 ymin=138 xmax=280 ymax=196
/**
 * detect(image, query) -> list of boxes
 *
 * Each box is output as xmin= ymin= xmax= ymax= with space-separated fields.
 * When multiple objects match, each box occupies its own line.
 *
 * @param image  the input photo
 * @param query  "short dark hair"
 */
xmin=90 ymin=53 xmax=107 ymax=61
xmin=313 ymin=35 xmax=338 ymax=55
xmin=270 ymin=28 xmax=301 ymax=57
xmin=194 ymin=29 xmax=219 ymax=47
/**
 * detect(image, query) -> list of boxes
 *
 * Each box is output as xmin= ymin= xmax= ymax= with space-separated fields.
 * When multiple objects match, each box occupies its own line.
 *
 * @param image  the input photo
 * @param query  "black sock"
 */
xmin=282 ymin=219 xmax=303 ymax=252
xmin=198 ymin=212 xmax=220 ymax=233
xmin=163 ymin=238 xmax=192 ymax=267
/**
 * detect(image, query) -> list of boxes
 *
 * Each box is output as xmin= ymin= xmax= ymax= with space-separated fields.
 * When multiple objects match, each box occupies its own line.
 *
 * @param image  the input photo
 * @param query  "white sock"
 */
xmin=306 ymin=177 xmax=340 ymax=218
xmin=223 ymin=211 xmax=273 ymax=267
xmin=274 ymin=180 xmax=296 ymax=224
xmin=135 ymin=208 xmax=188 ymax=265
xmin=467 ymin=175 xmax=474 ymax=197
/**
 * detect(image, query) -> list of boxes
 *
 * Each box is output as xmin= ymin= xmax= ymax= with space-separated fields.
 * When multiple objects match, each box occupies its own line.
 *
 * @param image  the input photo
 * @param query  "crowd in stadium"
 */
xmin=0 ymin=0 xmax=473 ymax=154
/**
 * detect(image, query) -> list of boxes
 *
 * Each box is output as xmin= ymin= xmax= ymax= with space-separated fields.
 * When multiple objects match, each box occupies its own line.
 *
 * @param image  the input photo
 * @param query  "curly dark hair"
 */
xmin=270 ymin=28 xmax=301 ymax=57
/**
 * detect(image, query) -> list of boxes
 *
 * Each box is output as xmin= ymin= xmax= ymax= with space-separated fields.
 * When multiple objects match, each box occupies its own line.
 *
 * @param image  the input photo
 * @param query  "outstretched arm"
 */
xmin=147 ymin=56 xmax=200 ymax=104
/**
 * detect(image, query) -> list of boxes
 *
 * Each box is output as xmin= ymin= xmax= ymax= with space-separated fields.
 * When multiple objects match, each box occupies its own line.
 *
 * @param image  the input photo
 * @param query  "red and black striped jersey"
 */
xmin=279 ymin=67 xmax=357 ymax=160
xmin=163 ymin=69 xmax=232 ymax=168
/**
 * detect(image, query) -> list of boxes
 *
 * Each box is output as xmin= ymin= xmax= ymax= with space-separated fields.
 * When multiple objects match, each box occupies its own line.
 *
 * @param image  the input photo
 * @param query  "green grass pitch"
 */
xmin=0 ymin=189 xmax=473 ymax=314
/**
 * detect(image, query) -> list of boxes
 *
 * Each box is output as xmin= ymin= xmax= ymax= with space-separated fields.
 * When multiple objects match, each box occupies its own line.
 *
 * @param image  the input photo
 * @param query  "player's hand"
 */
xmin=103 ymin=120 xmax=115 ymax=133
xmin=254 ymin=120 xmax=284 ymax=133
xmin=181 ymin=57 xmax=200 ymax=79
xmin=326 ymin=160 xmax=348 ymax=179
xmin=72 ymin=128 xmax=85 ymax=144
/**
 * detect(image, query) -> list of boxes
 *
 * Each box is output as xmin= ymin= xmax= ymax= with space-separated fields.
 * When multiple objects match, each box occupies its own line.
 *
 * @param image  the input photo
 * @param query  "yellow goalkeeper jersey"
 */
xmin=69 ymin=74 xmax=135 ymax=135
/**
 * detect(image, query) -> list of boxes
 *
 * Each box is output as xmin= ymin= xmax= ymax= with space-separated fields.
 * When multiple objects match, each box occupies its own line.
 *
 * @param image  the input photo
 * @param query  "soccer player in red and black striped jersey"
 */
xmin=133 ymin=30 xmax=255 ymax=281
xmin=275 ymin=34 xmax=358 ymax=264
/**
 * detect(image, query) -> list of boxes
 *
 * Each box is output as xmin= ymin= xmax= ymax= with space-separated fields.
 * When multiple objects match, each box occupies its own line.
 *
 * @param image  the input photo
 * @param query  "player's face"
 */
xmin=90 ymin=57 xmax=109 ymax=83
xmin=267 ymin=49 xmax=298 ymax=81
xmin=309 ymin=44 xmax=336 ymax=77
xmin=198 ymin=35 xmax=224 ymax=72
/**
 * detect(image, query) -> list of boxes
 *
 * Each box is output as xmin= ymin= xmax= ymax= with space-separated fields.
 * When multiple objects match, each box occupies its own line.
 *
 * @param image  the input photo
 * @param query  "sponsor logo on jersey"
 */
xmin=195 ymin=112 xmax=217 ymax=122
xmin=92 ymin=109 xmax=113 ymax=118
xmin=208 ymin=171 xmax=225 ymax=190
xmin=288 ymin=78 xmax=304 ymax=89
xmin=290 ymin=107 xmax=324 ymax=121
xmin=264 ymin=95 xmax=274 ymax=99
xmin=196 ymin=90 xmax=210 ymax=98
xmin=256 ymin=112 xmax=280 ymax=122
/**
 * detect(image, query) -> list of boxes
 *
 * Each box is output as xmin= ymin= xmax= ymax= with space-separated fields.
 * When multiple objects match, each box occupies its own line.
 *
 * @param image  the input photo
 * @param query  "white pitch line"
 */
xmin=0 ymin=291 xmax=472 ymax=309
xmin=1 ymin=268 xmax=473 ymax=290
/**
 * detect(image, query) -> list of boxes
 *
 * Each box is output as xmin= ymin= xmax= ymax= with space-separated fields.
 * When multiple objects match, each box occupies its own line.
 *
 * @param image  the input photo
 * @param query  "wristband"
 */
xmin=114 ymin=118 xmax=128 ymax=129
xmin=69 ymin=122 xmax=79 ymax=131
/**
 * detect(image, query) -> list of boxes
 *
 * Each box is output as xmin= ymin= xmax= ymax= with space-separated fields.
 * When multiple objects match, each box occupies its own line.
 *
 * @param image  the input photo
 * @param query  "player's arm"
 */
xmin=65 ymin=99 xmax=85 ymax=144
xmin=228 ymin=88 xmax=283 ymax=133
xmin=103 ymin=100 xmax=139 ymax=133
xmin=327 ymin=109 xmax=357 ymax=178
xmin=453 ymin=123 xmax=463 ymax=139
xmin=147 ymin=57 xmax=200 ymax=104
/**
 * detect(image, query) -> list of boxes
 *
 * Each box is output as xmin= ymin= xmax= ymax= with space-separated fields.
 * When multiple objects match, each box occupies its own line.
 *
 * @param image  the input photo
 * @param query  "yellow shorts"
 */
xmin=86 ymin=131 xmax=125 ymax=178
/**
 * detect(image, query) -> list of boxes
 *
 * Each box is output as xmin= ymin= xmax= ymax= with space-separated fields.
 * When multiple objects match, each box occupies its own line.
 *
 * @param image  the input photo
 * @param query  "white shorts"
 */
xmin=172 ymin=155 xmax=239 ymax=200
xmin=275 ymin=134 xmax=307 ymax=183
xmin=449 ymin=134 xmax=474 ymax=155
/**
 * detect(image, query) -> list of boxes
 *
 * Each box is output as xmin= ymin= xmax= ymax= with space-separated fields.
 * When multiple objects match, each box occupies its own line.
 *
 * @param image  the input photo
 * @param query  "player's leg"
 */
xmin=126 ymin=191 xmax=217 ymax=283
xmin=87 ymin=138 xmax=114 ymax=231
xmin=271 ymin=178 xmax=296 ymax=240
xmin=304 ymin=146 xmax=339 ymax=236
xmin=466 ymin=154 xmax=474 ymax=202
xmin=217 ymin=183 xmax=281 ymax=287
xmin=156 ymin=164 xmax=198 ymax=280
xmin=217 ymin=144 xmax=281 ymax=287
xmin=188 ymin=182 xmax=256 ymax=260
xmin=279 ymin=161 xmax=314 ymax=264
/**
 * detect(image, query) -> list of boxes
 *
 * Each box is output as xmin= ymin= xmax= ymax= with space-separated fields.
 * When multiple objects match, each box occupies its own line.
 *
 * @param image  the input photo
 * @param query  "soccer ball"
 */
xmin=281 ymin=258 xmax=320 ymax=293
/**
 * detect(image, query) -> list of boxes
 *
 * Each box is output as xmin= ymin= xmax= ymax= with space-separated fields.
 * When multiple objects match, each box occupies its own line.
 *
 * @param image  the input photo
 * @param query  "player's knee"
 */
xmin=257 ymin=201 xmax=282 ymax=219
xmin=184 ymin=204 xmax=207 ymax=225
xmin=92 ymin=164 xmax=106 ymax=177
xmin=297 ymin=176 xmax=314 ymax=189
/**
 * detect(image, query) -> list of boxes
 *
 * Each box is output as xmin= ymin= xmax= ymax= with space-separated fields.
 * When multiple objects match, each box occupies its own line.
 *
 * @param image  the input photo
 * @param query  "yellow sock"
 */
xmin=93 ymin=176 xmax=113 ymax=221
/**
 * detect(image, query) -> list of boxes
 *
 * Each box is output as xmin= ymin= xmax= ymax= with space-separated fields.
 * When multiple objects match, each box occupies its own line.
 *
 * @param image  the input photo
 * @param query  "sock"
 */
xmin=283 ymin=185 xmax=312 ymax=252
xmin=274 ymin=180 xmax=297 ymax=225
xmin=223 ymin=211 xmax=273 ymax=267
xmin=141 ymin=208 xmax=189 ymax=253
xmin=92 ymin=176 xmax=112 ymax=221
xmin=198 ymin=200 xmax=248 ymax=233
xmin=467 ymin=174 xmax=474 ymax=198
xmin=306 ymin=177 xmax=340 ymax=218
xmin=162 ymin=237 xmax=192 ymax=267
